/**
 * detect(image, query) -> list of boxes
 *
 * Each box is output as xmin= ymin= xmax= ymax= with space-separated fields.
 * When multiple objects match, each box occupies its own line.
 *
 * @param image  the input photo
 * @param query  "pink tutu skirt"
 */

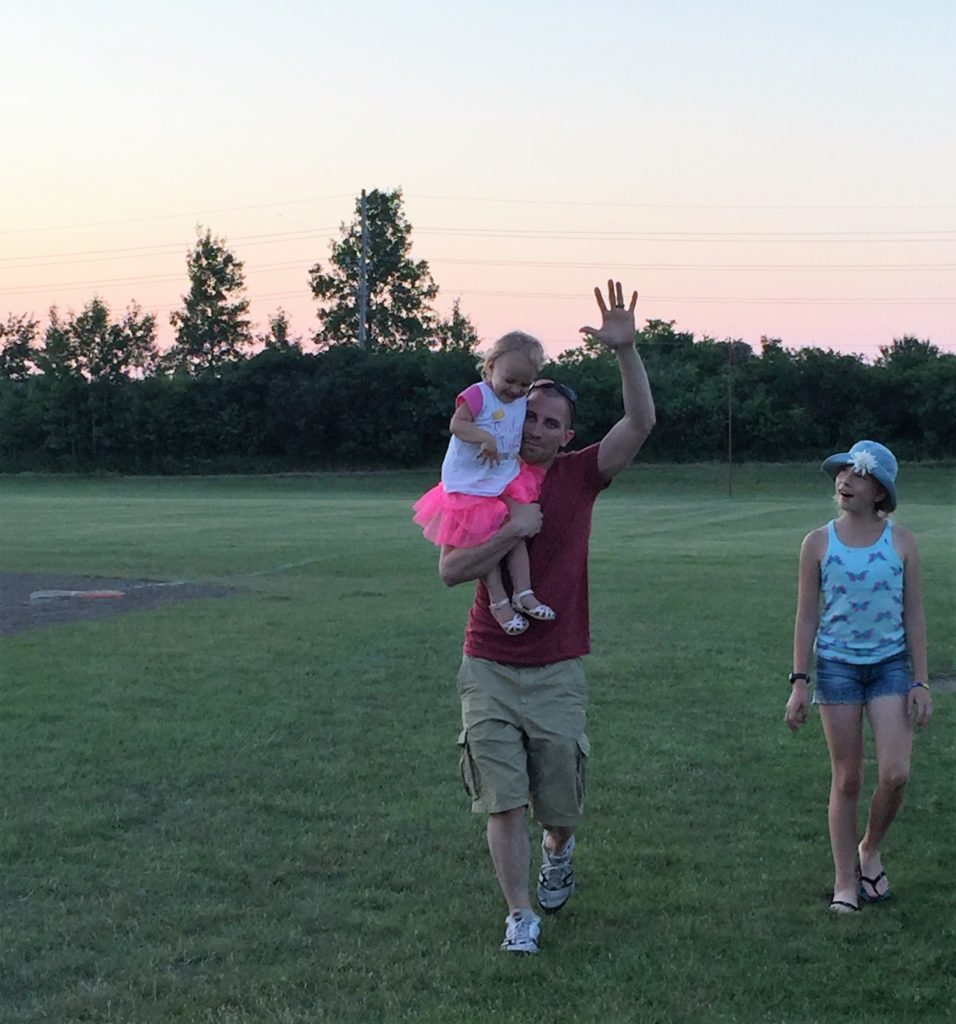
xmin=412 ymin=462 xmax=545 ymax=548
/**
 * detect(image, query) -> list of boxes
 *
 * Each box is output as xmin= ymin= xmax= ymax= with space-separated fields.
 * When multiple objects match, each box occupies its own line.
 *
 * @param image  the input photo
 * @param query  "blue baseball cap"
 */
xmin=821 ymin=440 xmax=898 ymax=511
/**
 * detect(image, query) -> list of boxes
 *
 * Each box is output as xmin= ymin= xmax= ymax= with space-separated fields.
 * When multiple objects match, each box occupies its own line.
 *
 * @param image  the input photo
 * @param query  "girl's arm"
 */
xmin=785 ymin=529 xmax=824 ymax=731
xmin=897 ymin=527 xmax=929 ymax=681
xmin=896 ymin=525 xmax=932 ymax=725
xmin=450 ymin=402 xmax=499 ymax=464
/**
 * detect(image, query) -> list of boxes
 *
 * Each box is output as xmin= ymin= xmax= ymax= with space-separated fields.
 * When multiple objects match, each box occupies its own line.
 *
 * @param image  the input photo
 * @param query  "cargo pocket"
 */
xmin=575 ymin=734 xmax=590 ymax=808
xmin=457 ymin=728 xmax=482 ymax=801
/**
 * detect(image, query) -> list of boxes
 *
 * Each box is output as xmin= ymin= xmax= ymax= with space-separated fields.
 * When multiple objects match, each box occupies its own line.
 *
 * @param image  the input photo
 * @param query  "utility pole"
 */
xmin=726 ymin=340 xmax=734 ymax=498
xmin=357 ymin=189 xmax=369 ymax=349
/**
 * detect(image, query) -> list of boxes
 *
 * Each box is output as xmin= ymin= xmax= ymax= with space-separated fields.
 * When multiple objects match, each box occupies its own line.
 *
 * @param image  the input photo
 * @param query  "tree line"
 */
xmin=2 ymin=189 xmax=953 ymax=472
xmin=1 ymin=330 xmax=952 ymax=473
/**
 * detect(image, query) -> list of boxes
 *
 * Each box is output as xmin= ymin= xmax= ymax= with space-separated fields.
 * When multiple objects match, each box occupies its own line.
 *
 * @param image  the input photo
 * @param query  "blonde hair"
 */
xmin=478 ymin=331 xmax=546 ymax=381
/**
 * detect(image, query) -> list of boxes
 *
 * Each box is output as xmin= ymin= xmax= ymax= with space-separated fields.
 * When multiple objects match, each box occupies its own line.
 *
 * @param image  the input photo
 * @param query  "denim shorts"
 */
xmin=812 ymin=651 xmax=912 ymax=705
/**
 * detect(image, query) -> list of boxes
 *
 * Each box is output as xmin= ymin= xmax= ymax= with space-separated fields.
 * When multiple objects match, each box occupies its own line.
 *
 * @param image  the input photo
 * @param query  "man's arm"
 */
xmin=438 ymin=502 xmax=542 ymax=587
xmin=580 ymin=281 xmax=656 ymax=482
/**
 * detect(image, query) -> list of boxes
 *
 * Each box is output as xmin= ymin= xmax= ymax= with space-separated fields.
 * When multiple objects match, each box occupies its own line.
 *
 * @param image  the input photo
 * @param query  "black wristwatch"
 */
xmin=788 ymin=672 xmax=810 ymax=686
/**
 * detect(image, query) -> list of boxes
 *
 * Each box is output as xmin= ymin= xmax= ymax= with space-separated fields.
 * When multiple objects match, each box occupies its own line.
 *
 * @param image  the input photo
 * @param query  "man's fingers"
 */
xmin=594 ymin=281 xmax=637 ymax=314
xmin=579 ymin=324 xmax=598 ymax=335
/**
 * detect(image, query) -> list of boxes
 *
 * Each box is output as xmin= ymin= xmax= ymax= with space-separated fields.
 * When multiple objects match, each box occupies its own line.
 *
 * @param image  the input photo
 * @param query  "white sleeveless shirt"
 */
xmin=440 ymin=382 xmax=525 ymax=497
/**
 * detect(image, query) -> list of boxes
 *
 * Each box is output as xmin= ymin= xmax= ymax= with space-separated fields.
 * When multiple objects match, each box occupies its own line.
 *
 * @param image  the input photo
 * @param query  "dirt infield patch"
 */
xmin=0 ymin=573 xmax=236 ymax=637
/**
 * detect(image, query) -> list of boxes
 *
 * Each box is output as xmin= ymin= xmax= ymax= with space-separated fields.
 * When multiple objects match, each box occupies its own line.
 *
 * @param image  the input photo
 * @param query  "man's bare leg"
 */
xmin=487 ymin=807 xmax=531 ymax=912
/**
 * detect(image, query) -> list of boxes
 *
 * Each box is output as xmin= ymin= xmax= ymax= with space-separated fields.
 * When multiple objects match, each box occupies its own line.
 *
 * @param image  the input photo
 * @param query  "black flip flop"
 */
xmin=828 ymin=899 xmax=860 ymax=913
xmin=859 ymin=870 xmax=892 ymax=903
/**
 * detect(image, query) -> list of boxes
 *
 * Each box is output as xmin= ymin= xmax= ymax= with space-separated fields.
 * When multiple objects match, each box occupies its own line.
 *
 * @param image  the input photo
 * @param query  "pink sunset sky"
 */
xmin=3 ymin=0 xmax=954 ymax=362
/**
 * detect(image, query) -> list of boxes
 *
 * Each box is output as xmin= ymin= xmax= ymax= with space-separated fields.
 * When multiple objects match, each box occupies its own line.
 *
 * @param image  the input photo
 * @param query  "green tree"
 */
xmin=256 ymin=307 xmax=303 ymax=353
xmin=37 ymin=299 xmax=157 ymax=380
xmin=308 ymin=188 xmax=440 ymax=351
xmin=434 ymin=298 xmax=479 ymax=352
xmin=873 ymin=335 xmax=954 ymax=457
xmin=875 ymin=335 xmax=940 ymax=370
xmin=0 ymin=313 xmax=40 ymax=380
xmin=165 ymin=227 xmax=251 ymax=374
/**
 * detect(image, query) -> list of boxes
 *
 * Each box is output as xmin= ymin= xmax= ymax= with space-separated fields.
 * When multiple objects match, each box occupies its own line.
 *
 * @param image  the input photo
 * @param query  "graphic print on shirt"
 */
xmin=816 ymin=520 xmax=906 ymax=664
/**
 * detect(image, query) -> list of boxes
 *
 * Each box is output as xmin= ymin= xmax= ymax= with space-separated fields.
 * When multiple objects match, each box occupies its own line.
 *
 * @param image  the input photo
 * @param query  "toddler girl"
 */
xmin=413 ymin=331 xmax=555 ymax=635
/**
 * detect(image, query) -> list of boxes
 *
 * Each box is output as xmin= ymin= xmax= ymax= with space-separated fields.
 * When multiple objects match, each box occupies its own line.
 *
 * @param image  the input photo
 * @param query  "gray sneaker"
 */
xmin=500 ymin=909 xmax=541 ymax=954
xmin=536 ymin=832 xmax=575 ymax=914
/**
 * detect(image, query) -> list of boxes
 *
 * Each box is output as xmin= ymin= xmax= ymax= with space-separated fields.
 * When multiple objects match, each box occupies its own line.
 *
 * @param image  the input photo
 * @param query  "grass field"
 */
xmin=1 ymin=464 xmax=954 ymax=1024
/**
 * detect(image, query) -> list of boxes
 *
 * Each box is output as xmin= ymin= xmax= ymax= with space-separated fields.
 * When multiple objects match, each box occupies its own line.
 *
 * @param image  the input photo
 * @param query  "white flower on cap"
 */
xmin=850 ymin=449 xmax=878 ymax=475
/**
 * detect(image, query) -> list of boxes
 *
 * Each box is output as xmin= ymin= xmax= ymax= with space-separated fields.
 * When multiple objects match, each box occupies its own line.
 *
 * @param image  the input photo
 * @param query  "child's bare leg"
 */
xmin=507 ymin=542 xmax=556 ymax=621
xmin=484 ymin=562 xmax=509 ymax=609
xmin=820 ymin=704 xmax=865 ymax=909
xmin=505 ymin=540 xmax=532 ymax=596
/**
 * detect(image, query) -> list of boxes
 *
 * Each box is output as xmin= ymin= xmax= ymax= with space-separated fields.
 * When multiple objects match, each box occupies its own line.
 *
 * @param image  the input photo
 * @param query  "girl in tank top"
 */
xmin=785 ymin=440 xmax=932 ymax=914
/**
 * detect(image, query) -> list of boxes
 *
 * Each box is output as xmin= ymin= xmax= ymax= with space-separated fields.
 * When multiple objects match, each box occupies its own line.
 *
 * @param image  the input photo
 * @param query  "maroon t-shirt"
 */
xmin=463 ymin=443 xmax=610 ymax=666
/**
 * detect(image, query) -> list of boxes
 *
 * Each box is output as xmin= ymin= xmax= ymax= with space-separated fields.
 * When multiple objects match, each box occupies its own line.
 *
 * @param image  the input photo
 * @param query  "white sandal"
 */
xmin=512 ymin=589 xmax=556 ymax=622
xmin=490 ymin=597 xmax=529 ymax=636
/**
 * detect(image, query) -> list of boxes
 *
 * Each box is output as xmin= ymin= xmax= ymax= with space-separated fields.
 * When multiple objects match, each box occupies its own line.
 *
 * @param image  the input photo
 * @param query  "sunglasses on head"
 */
xmin=528 ymin=380 xmax=577 ymax=412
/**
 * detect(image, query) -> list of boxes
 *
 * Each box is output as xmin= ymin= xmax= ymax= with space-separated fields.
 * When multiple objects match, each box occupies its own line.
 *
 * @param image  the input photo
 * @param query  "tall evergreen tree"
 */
xmin=308 ymin=188 xmax=441 ymax=351
xmin=166 ymin=227 xmax=251 ymax=374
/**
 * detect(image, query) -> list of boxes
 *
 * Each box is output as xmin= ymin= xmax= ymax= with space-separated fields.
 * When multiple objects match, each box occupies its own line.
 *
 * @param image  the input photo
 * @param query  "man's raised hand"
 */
xmin=579 ymin=279 xmax=638 ymax=351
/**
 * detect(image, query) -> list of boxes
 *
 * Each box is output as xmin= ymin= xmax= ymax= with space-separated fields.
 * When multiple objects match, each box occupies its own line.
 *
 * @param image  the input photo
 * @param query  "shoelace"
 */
xmin=508 ymin=919 xmax=536 ymax=946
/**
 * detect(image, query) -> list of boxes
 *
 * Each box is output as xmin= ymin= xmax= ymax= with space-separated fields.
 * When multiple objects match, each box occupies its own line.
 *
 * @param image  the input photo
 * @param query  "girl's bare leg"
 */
xmin=505 ymin=540 xmax=532 ymax=596
xmin=484 ymin=561 xmax=508 ymax=608
xmin=484 ymin=562 xmax=526 ymax=632
xmin=506 ymin=542 xmax=554 ymax=618
xmin=858 ymin=695 xmax=912 ymax=897
xmin=819 ymin=704 xmax=865 ymax=906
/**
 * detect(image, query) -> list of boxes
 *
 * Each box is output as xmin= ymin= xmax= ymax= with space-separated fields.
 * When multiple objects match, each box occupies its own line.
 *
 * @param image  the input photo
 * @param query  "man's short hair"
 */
xmin=527 ymin=379 xmax=576 ymax=425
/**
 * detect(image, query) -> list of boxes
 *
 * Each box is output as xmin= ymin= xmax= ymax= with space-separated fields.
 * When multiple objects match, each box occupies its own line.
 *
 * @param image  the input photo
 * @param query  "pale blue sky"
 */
xmin=3 ymin=0 xmax=954 ymax=356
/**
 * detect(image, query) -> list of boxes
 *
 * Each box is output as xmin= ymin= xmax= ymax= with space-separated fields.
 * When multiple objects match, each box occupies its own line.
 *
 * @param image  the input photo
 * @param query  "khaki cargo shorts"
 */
xmin=456 ymin=655 xmax=590 ymax=827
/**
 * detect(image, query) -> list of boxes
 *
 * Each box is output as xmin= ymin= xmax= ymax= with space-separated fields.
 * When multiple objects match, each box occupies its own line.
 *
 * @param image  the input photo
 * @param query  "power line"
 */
xmin=443 ymin=288 xmax=956 ymax=305
xmin=408 ymin=193 xmax=956 ymax=212
xmin=3 ymin=199 xmax=953 ymax=349
xmin=0 ymin=228 xmax=338 ymax=268
xmin=7 ymin=256 xmax=955 ymax=299
xmin=5 ymin=224 xmax=956 ymax=269
xmin=0 ymin=195 xmax=354 ymax=236
xmin=0 ymin=261 xmax=314 ymax=297
xmin=416 ymin=227 xmax=956 ymax=241
xmin=7 ymin=191 xmax=953 ymax=238
xmin=430 ymin=257 xmax=956 ymax=272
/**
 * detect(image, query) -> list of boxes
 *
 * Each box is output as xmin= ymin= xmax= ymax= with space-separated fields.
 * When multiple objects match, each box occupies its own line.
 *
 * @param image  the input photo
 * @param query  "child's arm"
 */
xmin=785 ymin=529 xmax=823 ymax=731
xmin=897 ymin=526 xmax=932 ymax=726
xmin=450 ymin=402 xmax=500 ymax=465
